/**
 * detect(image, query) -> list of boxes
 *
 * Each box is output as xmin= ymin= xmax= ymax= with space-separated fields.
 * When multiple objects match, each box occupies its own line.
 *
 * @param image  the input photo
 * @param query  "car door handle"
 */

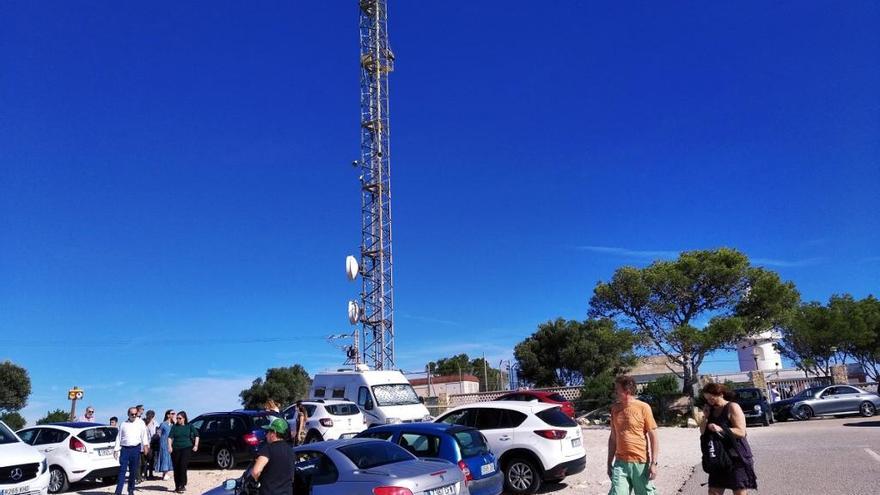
xmin=499 ymin=436 xmax=511 ymax=441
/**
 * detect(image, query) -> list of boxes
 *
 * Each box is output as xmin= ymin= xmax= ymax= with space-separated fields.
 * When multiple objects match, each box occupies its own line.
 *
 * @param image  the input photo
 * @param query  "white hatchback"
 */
xmin=16 ymin=423 xmax=118 ymax=493
xmin=282 ymin=400 xmax=367 ymax=442
xmin=0 ymin=421 xmax=50 ymax=495
xmin=435 ymin=402 xmax=586 ymax=495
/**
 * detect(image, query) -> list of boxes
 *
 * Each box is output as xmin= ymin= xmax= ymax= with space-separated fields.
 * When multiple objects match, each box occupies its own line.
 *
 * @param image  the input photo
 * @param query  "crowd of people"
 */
xmin=83 ymin=400 xmax=310 ymax=495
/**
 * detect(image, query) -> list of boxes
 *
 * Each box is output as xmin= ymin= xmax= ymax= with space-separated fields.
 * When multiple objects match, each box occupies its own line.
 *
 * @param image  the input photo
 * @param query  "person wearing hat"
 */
xmin=251 ymin=418 xmax=295 ymax=495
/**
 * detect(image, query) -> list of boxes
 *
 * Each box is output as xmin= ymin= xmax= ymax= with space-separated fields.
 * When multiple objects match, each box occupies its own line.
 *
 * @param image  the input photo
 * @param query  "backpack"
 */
xmin=701 ymin=431 xmax=733 ymax=474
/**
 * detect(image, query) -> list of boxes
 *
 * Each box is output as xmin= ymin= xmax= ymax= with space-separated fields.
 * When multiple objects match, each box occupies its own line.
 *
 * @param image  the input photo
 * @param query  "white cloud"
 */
xmin=573 ymin=245 xmax=679 ymax=259
xmin=146 ymin=376 xmax=254 ymax=415
xmin=751 ymin=257 xmax=825 ymax=268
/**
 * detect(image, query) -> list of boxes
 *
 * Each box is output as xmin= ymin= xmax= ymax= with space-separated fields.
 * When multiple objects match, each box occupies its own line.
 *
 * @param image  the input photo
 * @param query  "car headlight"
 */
xmin=41 ymin=459 xmax=48 ymax=474
xmin=753 ymin=405 xmax=762 ymax=412
xmin=386 ymin=417 xmax=402 ymax=424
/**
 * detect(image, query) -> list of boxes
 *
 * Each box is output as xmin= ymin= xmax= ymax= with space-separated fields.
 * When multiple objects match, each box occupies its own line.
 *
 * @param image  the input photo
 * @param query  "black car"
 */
xmin=189 ymin=410 xmax=275 ymax=469
xmin=732 ymin=388 xmax=773 ymax=426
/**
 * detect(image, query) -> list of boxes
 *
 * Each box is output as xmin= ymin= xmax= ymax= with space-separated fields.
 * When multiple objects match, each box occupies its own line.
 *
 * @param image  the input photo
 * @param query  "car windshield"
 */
xmin=548 ymin=393 xmax=567 ymax=402
xmin=338 ymin=441 xmax=414 ymax=469
xmin=736 ymin=390 xmax=761 ymax=400
xmin=0 ymin=422 xmax=19 ymax=444
xmin=372 ymin=384 xmax=421 ymax=406
xmin=453 ymin=429 xmax=489 ymax=458
xmin=794 ymin=388 xmax=823 ymax=399
xmin=536 ymin=407 xmax=577 ymax=427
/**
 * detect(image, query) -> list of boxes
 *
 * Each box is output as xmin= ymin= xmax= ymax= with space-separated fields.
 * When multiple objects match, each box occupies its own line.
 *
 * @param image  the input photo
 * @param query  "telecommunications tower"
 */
xmin=345 ymin=0 xmax=396 ymax=370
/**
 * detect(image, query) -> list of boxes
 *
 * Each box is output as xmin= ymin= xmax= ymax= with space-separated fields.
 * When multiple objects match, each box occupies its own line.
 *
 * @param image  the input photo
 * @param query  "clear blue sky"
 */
xmin=1 ymin=1 xmax=877 ymax=424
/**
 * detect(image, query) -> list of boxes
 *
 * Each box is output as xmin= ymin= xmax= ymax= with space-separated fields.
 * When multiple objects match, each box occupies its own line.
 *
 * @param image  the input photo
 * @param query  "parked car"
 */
xmin=282 ymin=400 xmax=367 ymax=443
xmin=202 ymin=438 xmax=468 ymax=495
xmin=435 ymin=402 xmax=586 ymax=495
xmin=0 ymin=420 xmax=50 ymax=495
xmin=771 ymin=385 xmax=880 ymax=421
xmin=494 ymin=391 xmax=576 ymax=418
xmin=310 ymin=365 xmax=432 ymax=426
xmin=189 ymin=410 xmax=275 ymax=469
xmin=16 ymin=422 xmax=118 ymax=493
xmin=356 ymin=423 xmax=503 ymax=495
xmin=731 ymin=388 xmax=773 ymax=427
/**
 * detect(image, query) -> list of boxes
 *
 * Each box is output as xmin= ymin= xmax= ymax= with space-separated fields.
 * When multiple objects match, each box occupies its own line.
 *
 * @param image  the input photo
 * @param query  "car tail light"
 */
xmin=243 ymin=432 xmax=260 ymax=446
xmin=70 ymin=436 xmax=87 ymax=453
xmin=320 ymin=418 xmax=334 ymax=428
xmin=534 ymin=429 xmax=567 ymax=440
xmin=457 ymin=460 xmax=473 ymax=485
xmin=372 ymin=487 xmax=413 ymax=495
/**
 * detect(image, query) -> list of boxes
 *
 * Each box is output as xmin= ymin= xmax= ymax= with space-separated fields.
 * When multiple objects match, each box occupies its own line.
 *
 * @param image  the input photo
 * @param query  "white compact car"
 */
xmin=436 ymin=402 xmax=586 ymax=495
xmin=282 ymin=400 xmax=367 ymax=442
xmin=16 ymin=423 xmax=119 ymax=493
xmin=0 ymin=420 xmax=50 ymax=495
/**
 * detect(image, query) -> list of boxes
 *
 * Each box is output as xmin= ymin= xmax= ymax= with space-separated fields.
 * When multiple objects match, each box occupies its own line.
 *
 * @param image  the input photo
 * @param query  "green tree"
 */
xmin=514 ymin=318 xmax=636 ymax=387
xmin=0 ymin=361 xmax=31 ymax=414
xmin=852 ymin=296 xmax=880 ymax=382
xmin=240 ymin=365 xmax=311 ymax=410
xmin=589 ymin=248 xmax=800 ymax=395
xmin=428 ymin=354 xmax=507 ymax=392
xmin=37 ymin=409 xmax=70 ymax=425
xmin=0 ymin=412 xmax=26 ymax=430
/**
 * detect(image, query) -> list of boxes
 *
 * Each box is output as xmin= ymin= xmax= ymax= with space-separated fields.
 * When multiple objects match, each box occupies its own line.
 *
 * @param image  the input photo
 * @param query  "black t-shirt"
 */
xmin=257 ymin=441 xmax=294 ymax=495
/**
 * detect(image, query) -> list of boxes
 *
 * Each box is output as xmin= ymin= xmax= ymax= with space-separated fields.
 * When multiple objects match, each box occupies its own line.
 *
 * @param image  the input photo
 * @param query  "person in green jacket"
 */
xmin=168 ymin=411 xmax=200 ymax=493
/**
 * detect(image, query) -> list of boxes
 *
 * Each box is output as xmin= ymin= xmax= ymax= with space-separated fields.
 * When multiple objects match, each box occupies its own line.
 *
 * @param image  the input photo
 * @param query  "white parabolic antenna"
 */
xmin=345 ymin=255 xmax=359 ymax=281
xmin=348 ymin=300 xmax=361 ymax=325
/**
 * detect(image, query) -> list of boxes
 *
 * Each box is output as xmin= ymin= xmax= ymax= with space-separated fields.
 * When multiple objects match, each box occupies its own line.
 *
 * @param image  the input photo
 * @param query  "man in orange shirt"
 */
xmin=607 ymin=375 xmax=659 ymax=495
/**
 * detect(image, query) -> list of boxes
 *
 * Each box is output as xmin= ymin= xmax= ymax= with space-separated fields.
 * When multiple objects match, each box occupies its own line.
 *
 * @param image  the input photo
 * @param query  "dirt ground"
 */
xmin=71 ymin=426 xmax=703 ymax=495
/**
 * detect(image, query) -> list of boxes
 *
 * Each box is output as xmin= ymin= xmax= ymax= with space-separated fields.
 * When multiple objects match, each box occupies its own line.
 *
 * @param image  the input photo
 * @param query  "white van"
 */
xmin=310 ymin=365 xmax=431 ymax=427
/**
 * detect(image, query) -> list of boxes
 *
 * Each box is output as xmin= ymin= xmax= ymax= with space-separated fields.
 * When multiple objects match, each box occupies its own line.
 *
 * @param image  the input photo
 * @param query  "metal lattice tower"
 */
xmin=358 ymin=0 xmax=395 ymax=370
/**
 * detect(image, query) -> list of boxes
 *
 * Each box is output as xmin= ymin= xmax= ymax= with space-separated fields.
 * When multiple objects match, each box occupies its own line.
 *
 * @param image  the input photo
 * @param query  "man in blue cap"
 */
xmin=251 ymin=417 xmax=294 ymax=495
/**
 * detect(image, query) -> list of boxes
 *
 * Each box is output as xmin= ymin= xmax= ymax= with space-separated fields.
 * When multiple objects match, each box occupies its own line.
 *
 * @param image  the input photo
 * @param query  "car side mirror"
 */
xmin=419 ymin=396 xmax=425 ymax=404
xmin=364 ymin=399 xmax=374 ymax=410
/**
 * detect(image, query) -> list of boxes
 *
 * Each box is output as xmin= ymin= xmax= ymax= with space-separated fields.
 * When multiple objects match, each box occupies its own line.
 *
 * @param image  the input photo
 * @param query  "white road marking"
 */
xmin=865 ymin=448 xmax=880 ymax=464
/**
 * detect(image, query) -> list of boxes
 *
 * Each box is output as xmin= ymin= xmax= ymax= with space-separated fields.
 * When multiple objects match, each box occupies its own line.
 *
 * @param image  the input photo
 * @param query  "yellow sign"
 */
xmin=67 ymin=388 xmax=84 ymax=400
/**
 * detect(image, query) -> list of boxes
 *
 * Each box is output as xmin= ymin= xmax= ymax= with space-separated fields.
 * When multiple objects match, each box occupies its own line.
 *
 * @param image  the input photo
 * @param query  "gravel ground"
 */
xmin=71 ymin=426 xmax=702 ymax=495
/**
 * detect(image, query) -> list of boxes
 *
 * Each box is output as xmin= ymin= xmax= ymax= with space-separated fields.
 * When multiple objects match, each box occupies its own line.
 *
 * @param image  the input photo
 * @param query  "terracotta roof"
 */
xmin=410 ymin=374 xmax=480 ymax=386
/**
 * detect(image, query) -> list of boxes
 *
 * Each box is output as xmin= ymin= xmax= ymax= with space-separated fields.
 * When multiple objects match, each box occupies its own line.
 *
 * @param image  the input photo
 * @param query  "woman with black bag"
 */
xmin=699 ymin=383 xmax=757 ymax=495
xmin=168 ymin=411 xmax=200 ymax=493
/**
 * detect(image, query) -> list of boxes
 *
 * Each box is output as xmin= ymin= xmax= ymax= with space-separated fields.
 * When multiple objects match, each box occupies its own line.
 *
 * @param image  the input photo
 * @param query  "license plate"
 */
xmin=480 ymin=463 xmax=495 ymax=475
xmin=427 ymin=485 xmax=455 ymax=495
xmin=98 ymin=448 xmax=113 ymax=456
xmin=2 ymin=485 xmax=30 ymax=495
xmin=571 ymin=437 xmax=582 ymax=448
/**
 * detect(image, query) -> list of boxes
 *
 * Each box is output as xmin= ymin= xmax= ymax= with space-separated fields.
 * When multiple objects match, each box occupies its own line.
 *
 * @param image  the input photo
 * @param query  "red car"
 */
xmin=494 ymin=390 xmax=576 ymax=418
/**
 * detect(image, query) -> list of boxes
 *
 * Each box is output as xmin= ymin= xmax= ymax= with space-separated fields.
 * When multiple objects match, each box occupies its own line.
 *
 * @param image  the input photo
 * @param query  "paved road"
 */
xmin=678 ymin=416 xmax=880 ymax=494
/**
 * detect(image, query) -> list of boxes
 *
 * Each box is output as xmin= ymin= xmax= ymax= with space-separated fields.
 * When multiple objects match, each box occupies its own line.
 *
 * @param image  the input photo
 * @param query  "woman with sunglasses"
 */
xmin=155 ymin=410 xmax=175 ymax=481
xmin=168 ymin=411 xmax=199 ymax=493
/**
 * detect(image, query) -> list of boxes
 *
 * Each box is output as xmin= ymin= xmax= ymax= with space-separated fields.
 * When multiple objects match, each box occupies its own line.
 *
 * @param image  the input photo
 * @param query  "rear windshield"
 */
xmin=735 ymin=390 xmax=761 ymax=401
xmin=250 ymin=415 xmax=273 ymax=428
xmin=338 ymin=441 xmax=414 ymax=469
xmin=79 ymin=427 xmax=118 ymax=444
xmin=0 ymin=422 xmax=18 ymax=444
xmin=326 ymin=404 xmax=359 ymax=416
xmin=548 ymin=393 xmax=567 ymax=402
xmin=536 ymin=408 xmax=577 ymax=427
xmin=453 ymin=429 xmax=489 ymax=458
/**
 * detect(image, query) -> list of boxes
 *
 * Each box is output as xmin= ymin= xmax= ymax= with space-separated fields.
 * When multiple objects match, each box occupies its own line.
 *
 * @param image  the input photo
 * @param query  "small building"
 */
xmin=736 ymin=330 xmax=784 ymax=372
xmin=410 ymin=374 xmax=480 ymax=398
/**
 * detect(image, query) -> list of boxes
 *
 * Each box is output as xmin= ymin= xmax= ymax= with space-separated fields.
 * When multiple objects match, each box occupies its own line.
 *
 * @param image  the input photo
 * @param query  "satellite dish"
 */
xmin=345 ymin=255 xmax=359 ymax=281
xmin=348 ymin=300 xmax=361 ymax=324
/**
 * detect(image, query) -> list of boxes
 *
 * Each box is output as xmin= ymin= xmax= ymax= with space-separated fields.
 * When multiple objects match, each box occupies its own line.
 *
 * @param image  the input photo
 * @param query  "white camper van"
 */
xmin=310 ymin=365 xmax=432 ymax=427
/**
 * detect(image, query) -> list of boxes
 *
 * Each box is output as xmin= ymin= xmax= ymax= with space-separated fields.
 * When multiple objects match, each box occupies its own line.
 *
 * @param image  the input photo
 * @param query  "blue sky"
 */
xmin=1 ymin=2 xmax=878 ymax=424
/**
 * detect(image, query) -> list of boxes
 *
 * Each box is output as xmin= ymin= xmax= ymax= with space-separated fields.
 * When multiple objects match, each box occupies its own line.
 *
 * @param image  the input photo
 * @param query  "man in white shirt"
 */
xmin=114 ymin=407 xmax=150 ymax=495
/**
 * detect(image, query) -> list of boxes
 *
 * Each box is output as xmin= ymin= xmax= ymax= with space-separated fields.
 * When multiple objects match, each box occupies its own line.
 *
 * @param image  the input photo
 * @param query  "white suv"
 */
xmin=282 ymin=400 xmax=367 ymax=443
xmin=0 ymin=420 xmax=50 ymax=495
xmin=16 ymin=423 xmax=118 ymax=493
xmin=435 ymin=402 xmax=586 ymax=495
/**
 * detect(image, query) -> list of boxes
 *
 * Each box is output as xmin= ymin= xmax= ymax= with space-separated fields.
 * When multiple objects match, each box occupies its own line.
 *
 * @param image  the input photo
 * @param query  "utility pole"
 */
xmin=483 ymin=354 xmax=489 ymax=393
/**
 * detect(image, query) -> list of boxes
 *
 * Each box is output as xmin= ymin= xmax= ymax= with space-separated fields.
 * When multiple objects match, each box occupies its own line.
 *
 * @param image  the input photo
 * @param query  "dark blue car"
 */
xmin=189 ymin=410 xmax=275 ymax=469
xmin=356 ymin=422 xmax=503 ymax=495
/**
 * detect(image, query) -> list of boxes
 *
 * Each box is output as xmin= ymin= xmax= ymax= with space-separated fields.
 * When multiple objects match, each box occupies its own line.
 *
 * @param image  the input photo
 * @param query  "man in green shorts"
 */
xmin=607 ymin=375 xmax=659 ymax=495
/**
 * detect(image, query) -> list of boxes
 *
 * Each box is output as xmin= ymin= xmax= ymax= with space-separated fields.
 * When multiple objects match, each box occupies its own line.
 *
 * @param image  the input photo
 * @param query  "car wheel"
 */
xmin=794 ymin=405 xmax=813 ymax=421
xmin=305 ymin=431 xmax=323 ymax=444
xmin=762 ymin=412 xmax=770 ymax=427
xmin=859 ymin=401 xmax=876 ymax=417
xmin=215 ymin=446 xmax=235 ymax=470
xmin=504 ymin=457 xmax=542 ymax=494
xmin=48 ymin=466 xmax=69 ymax=494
